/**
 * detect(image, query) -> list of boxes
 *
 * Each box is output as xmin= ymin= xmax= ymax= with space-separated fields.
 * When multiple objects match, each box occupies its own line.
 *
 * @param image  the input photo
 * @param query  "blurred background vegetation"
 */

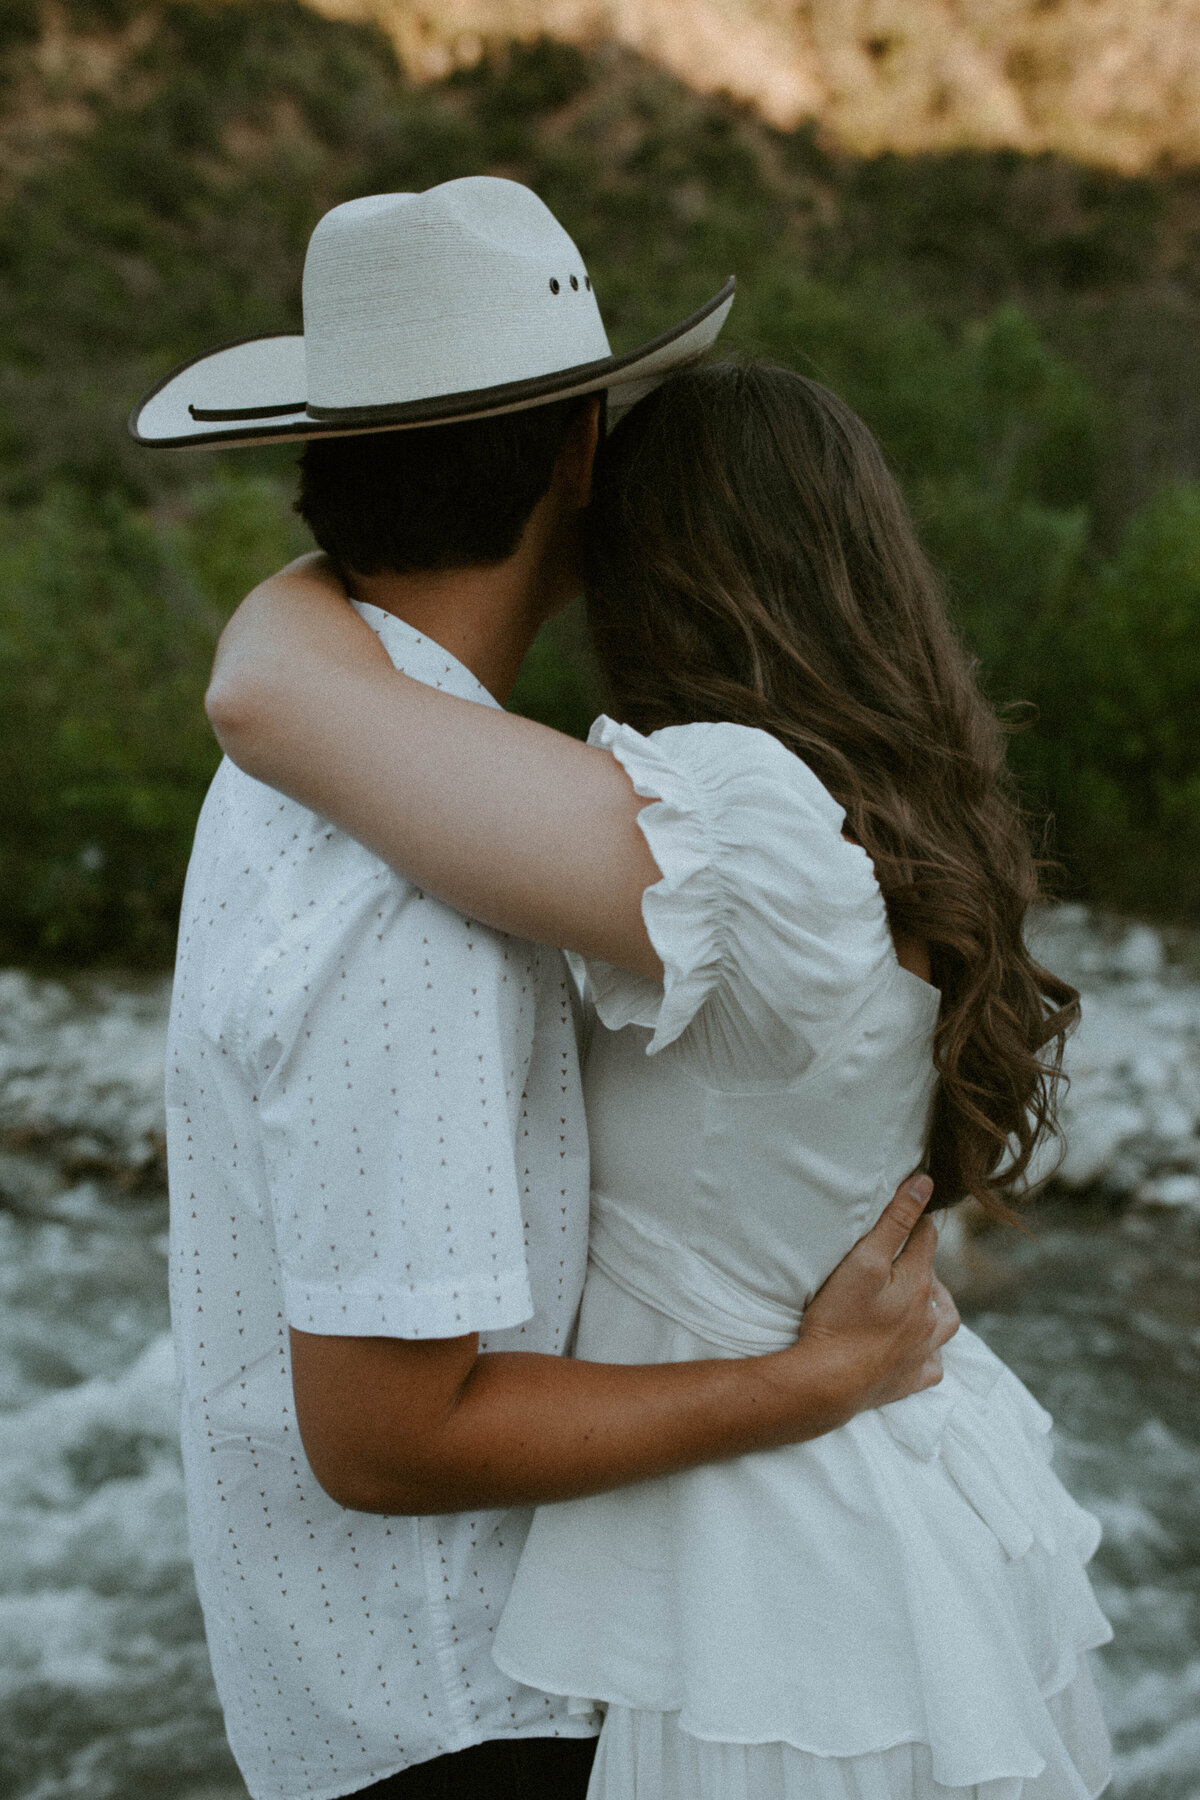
xmin=2 ymin=0 xmax=1200 ymax=963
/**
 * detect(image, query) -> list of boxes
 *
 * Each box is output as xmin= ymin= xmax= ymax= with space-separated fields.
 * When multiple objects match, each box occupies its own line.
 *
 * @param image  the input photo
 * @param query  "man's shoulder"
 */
xmin=172 ymin=761 xmax=399 ymax=1041
xmin=175 ymin=760 xmax=544 ymax=1035
xmin=185 ymin=757 xmax=397 ymax=916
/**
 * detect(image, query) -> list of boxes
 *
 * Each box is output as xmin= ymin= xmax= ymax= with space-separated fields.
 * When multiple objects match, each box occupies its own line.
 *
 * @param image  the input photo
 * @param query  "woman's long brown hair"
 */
xmin=584 ymin=360 xmax=1079 ymax=1219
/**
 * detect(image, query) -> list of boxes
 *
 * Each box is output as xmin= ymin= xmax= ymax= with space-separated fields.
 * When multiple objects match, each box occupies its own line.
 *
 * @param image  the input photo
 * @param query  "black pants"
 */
xmin=351 ymin=1734 xmax=598 ymax=1799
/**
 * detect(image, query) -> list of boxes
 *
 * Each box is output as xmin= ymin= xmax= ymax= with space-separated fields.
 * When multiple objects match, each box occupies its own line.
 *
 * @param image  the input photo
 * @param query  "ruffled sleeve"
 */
xmin=584 ymin=716 xmax=897 ymax=1063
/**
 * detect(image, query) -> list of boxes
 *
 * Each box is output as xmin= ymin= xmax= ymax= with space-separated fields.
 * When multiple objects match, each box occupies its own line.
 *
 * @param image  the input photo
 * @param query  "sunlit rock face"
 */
xmin=311 ymin=0 xmax=1200 ymax=171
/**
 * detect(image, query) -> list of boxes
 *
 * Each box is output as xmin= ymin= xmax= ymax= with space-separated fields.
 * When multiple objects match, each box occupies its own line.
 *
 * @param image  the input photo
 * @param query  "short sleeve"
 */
xmin=585 ymin=716 xmax=895 ymax=1063
xmin=245 ymin=876 xmax=537 ymax=1340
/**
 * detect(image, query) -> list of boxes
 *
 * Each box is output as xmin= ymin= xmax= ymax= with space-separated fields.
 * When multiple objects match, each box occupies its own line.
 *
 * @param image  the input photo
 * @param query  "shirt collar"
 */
xmin=350 ymin=600 xmax=502 ymax=710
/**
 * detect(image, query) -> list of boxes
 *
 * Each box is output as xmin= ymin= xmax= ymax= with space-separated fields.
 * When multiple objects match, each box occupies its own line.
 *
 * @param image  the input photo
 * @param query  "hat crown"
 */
xmin=301 ymin=178 xmax=612 ymax=412
xmin=129 ymin=179 xmax=735 ymax=450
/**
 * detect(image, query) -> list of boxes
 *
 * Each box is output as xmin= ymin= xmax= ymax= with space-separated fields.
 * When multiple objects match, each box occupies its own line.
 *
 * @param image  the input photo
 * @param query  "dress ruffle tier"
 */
xmin=582 ymin=716 xmax=904 ymax=1068
xmin=493 ymin=1282 xmax=1112 ymax=1800
xmin=588 ymin=1679 xmax=1112 ymax=1800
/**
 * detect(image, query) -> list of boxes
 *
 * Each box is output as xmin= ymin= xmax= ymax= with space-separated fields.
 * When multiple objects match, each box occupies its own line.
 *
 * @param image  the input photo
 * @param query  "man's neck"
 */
xmin=346 ymin=563 xmax=538 ymax=704
xmin=344 ymin=480 xmax=575 ymax=703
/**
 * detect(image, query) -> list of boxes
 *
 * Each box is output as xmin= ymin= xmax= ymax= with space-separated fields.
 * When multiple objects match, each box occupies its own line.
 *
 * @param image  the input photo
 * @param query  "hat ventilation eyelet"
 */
xmin=570 ymin=275 xmax=579 ymax=290
xmin=549 ymin=277 xmax=561 ymax=294
xmin=585 ymin=276 xmax=592 ymax=291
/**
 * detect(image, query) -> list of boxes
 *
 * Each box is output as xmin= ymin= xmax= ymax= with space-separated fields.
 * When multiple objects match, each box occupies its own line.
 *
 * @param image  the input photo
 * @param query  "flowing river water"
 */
xmin=0 ymin=906 xmax=1198 ymax=1800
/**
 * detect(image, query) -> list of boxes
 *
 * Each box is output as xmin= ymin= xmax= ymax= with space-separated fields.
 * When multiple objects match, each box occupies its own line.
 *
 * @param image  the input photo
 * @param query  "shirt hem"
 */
xmin=281 ymin=1268 xmax=535 ymax=1339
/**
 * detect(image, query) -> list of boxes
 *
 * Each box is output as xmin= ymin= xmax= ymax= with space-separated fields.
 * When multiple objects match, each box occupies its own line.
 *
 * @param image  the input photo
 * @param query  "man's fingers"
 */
xmin=868 ymin=1174 xmax=933 ymax=1260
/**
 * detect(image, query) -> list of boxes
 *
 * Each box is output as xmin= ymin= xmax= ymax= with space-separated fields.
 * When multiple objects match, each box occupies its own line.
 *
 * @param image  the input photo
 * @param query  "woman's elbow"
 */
xmin=204 ymin=667 xmax=272 ymax=768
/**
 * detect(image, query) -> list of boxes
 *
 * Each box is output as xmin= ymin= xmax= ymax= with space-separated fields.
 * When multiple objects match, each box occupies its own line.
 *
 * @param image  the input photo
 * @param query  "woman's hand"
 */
xmin=205 ymin=557 xmax=663 ymax=975
xmin=781 ymin=1175 xmax=960 ymax=1426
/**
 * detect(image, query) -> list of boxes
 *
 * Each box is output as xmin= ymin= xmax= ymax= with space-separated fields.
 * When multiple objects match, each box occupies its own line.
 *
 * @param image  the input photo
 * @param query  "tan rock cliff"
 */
xmin=309 ymin=0 xmax=1200 ymax=171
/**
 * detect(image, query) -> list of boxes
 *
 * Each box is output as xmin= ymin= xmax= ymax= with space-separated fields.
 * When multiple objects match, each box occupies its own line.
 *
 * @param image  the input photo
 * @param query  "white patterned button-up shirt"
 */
xmin=165 ymin=605 xmax=594 ymax=1800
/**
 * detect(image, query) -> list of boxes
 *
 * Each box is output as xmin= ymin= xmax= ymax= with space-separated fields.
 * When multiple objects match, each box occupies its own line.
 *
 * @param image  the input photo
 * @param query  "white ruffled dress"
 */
xmin=492 ymin=719 xmax=1113 ymax=1800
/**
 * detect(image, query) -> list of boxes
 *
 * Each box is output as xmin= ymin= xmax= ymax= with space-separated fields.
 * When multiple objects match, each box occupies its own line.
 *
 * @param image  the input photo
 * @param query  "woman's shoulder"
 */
xmin=587 ymin=715 xmax=859 ymax=872
xmin=583 ymin=715 xmax=894 ymax=1058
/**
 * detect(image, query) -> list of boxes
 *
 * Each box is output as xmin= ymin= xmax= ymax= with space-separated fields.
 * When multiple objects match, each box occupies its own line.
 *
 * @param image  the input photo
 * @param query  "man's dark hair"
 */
xmin=296 ymin=396 xmax=589 ymax=575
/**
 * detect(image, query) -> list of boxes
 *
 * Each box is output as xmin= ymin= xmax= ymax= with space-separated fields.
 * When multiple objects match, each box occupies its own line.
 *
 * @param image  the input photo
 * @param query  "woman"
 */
xmin=208 ymin=361 xmax=1112 ymax=1799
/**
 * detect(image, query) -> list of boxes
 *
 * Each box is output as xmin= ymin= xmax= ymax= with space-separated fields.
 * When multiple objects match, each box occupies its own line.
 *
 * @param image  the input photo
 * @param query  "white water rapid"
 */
xmin=0 ymin=906 xmax=1198 ymax=1799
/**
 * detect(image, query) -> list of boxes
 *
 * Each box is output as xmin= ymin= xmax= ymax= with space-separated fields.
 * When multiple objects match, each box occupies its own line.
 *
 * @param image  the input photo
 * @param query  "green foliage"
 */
xmin=0 ymin=1 xmax=40 ymax=55
xmin=0 ymin=476 xmax=309 ymax=961
xmin=1 ymin=1 xmax=1198 ymax=959
xmin=1051 ymin=486 xmax=1200 ymax=910
xmin=507 ymin=608 xmax=603 ymax=744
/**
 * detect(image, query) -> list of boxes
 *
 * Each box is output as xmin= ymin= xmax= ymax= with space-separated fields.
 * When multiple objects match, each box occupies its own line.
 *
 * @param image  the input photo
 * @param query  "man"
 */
xmin=134 ymin=179 xmax=955 ymax=1800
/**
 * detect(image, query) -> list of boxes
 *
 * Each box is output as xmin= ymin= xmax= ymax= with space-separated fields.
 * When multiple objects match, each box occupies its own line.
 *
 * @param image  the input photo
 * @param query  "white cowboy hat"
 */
xmin=129 ymin=177 xmax=735 ymax=450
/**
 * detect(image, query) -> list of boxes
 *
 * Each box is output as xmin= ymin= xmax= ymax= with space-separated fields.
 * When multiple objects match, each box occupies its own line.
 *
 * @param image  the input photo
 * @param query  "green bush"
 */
xmin=0 ymin=476 xmax=309 ymax=962
xmin=507 ymin=608 xmax=603 ymax=743
xmin=2 ymin=3 xmax=1198 ymax=957
xmin=1051 ymin=485 xmax=1200 ymax=911
xmin=0 ymin=461 xmax=603 ymax=963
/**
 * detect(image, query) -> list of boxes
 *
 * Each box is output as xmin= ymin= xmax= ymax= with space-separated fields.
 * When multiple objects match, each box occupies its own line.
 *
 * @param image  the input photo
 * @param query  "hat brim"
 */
xmin=130 ymin=278 xmax=736 ymax=450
